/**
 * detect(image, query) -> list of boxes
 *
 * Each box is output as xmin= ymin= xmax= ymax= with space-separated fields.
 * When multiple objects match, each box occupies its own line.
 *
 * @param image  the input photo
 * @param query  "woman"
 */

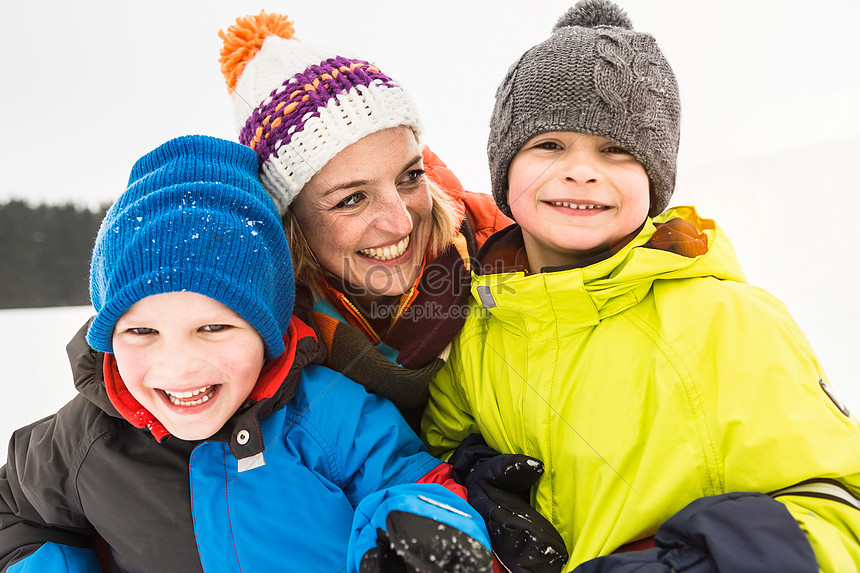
xmin=217 ymin=14 xmax=572 ymax=572
xmin=218 ymin=11 xmax=512 ymax=429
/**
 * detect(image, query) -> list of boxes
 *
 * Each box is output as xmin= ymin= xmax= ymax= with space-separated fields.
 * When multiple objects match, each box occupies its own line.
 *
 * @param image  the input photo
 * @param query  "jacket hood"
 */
xmin=67 ymin=317 xmax=122 ymax=417
xmin=471 ymin=206 xmax=747 ymax=333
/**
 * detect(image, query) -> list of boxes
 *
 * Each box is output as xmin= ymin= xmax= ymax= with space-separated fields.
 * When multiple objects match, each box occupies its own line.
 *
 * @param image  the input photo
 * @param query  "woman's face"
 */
xmin=291 ymin=127 xmax=433 ymax=302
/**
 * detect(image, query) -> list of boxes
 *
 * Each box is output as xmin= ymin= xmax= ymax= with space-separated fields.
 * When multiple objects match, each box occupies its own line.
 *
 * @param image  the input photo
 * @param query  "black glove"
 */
xmin=359 ymin=510 xmax=492 ymax=573
xmin=450 ymin=434 xmax=568 ymax=573
xmin=572 ymin=492 xmax=818 ymax=573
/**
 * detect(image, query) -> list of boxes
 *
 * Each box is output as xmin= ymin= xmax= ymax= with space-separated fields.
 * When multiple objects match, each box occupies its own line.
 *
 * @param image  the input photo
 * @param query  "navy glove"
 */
xmin=450 ymin=434 xmax=568 ymax=573
xmin=572 ymin=492 xmax=818 ymax=573
xmin=359 ymin=510 xmax=492 ymax=573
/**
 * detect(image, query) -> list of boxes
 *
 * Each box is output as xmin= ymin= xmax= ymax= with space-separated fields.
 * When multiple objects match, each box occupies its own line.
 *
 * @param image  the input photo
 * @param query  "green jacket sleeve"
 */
xmin=421 ymin=343 xmax=480 ymax=461
xmin=681 ymin=280 xmax=860 ymax=570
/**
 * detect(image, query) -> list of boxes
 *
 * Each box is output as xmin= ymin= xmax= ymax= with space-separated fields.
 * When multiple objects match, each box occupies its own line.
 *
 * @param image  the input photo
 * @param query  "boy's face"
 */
xmin=112 ymin=292 xmax=265 ymax=441
xmin=507 ymin=131 xmax=650 ymax=270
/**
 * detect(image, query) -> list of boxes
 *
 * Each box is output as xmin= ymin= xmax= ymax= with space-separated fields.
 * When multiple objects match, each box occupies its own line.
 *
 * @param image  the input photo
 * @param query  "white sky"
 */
xmin=2 ymin=1 xmax=858 ymax=207
xmin=1 ymin=1 xmax=859 ymax=453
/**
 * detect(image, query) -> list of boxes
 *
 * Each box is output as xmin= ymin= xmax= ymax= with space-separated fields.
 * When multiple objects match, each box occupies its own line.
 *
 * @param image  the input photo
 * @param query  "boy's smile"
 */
xmin=164 ymin=386 xmax=215 ymax=406
xmin=543 ymin=199 xmax=612 ymax=215
xmin=507 ymin=131 xmax=651 ymax=270
xmin=112 ymin=292 xmax=266 ymax=441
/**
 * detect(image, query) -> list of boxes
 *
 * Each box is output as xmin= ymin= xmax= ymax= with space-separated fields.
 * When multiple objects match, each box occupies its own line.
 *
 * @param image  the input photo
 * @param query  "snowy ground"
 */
xmin=0 ymin=306 xmax=95 ymax=462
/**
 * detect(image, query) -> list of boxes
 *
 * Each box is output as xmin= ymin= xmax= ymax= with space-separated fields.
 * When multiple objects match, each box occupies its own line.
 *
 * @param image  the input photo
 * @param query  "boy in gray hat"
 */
xmin=422 ymin=0 xmax=860 ymax=571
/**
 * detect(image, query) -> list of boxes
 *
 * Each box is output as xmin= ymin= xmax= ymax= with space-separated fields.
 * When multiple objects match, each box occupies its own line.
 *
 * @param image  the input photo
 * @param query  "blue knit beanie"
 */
xmin=87 ymin=135 xmax=294 ymax=360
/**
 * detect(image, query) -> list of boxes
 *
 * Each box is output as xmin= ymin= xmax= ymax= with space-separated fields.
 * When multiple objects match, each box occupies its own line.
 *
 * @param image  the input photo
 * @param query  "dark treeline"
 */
xmin=0 ymin=201 xmax=109 ymax=309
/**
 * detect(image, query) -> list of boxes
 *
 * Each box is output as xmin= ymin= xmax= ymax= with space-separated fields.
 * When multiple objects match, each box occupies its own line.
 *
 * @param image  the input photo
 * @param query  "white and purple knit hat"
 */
xmin=219 ymin=12 xmax=423 ymax=215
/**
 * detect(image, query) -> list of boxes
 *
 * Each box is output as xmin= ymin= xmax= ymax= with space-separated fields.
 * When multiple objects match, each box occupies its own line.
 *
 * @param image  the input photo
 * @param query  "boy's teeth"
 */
xmin=165 ymin=386 xmax=214 ymax=406
xmin=165 ymin=386 xmax=210 ymax=399
xmin=359 ymin=236 xmax=410 ymax=260
xmin=549 ymin=201 xmax=601 ymax=210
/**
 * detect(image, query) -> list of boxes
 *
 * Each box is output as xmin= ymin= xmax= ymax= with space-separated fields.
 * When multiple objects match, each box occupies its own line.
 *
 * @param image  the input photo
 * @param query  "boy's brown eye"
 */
xmin=604 ymin=146 xmax=632 ymax=154
xmin=130 ymin=327 xmax=156 ymax=335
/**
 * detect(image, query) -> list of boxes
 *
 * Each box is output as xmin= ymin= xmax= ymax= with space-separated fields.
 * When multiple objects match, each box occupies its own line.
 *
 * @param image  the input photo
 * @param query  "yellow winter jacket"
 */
xmin=422 ymin=206 xmax=860 ymax=571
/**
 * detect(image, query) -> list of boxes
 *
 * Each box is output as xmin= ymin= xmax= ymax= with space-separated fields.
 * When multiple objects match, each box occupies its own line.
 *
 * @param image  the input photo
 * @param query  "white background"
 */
xmin=1 ymin=1 xmax=858 ymax=459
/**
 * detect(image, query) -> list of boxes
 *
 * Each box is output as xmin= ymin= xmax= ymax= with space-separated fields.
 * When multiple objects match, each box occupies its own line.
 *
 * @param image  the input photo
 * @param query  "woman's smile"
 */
xmin=358 ymin=236 xmax=411 ymax=261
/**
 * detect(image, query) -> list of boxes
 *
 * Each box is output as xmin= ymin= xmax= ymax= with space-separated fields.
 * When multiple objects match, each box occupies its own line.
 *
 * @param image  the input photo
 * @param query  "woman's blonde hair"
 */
xmin=284 ymin=178 xmax=460 ymax=292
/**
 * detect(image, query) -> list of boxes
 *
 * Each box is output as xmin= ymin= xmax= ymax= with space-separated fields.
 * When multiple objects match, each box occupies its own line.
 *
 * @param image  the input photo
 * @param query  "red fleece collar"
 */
xmin=103 ymin=316 xmax=316 ymax=442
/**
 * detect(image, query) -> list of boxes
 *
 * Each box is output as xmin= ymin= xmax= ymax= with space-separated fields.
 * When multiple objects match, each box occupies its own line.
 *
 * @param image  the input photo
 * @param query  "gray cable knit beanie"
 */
xmin=488 ymin=0 xmax=681 ymax=218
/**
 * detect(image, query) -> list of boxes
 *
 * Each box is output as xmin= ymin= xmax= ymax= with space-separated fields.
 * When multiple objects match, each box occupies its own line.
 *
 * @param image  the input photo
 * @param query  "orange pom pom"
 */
xmin=218 ymin=10 xmax=296 ymax=93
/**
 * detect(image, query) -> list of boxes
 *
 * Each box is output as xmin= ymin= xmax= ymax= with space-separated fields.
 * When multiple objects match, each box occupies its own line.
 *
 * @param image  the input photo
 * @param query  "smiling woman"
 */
xmin=290 ymin=128 xmax=436 ymax=310
xmin=218 ymin=11 xmax=513 ymax=429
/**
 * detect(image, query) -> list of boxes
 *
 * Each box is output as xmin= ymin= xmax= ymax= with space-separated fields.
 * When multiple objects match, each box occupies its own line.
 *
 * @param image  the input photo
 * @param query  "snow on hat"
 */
xmin=87 ymin=135 xmax=295 ymax=360
xmin=218 ymin=11 xmax=424 ymax=215
xmin=488 ymin=0 xmax=681 ymax=218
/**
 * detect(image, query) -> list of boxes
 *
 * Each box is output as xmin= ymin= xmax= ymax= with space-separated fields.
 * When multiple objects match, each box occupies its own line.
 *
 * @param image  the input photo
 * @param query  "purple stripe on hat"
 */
xmin=240 ymin=56 xmax=400 ymax=163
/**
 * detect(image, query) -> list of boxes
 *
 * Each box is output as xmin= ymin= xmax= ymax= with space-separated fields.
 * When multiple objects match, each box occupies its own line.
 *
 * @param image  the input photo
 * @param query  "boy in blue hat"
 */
xmin=0 ymin=135 xmax=491 ymax=572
